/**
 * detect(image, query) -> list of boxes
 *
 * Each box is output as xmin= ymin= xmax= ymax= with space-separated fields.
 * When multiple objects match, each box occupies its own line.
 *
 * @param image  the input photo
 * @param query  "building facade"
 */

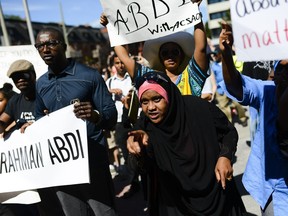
xmin=0 ymin=19 xmax=110 ymax=70
xmin=206 ymin=0 xmax=230 ymax=45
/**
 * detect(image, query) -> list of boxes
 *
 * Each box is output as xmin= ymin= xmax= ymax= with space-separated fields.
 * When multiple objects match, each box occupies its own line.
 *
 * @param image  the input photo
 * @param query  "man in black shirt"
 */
xmin=0 ymin=59 xmax=38 ymax=215
xmin=0 ymin=59 xmax=36 ymax=136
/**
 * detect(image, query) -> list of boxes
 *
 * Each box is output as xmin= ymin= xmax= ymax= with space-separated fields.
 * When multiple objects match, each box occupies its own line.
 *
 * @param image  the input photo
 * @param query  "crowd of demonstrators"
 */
xmin=219 ymin=21 xmax=288 ymax=216
xmin=200 ymin=43 xmax=218 ymax=102
xmin=126 ymin=71 xmax=246 ymax=215
xmin=100 ymin=0 xmax=209 ymax=97
xmin=2 ymin=1 xmax=287 ymax=215
xmin=100 ymin=0 xmax=212 ymax=203
xmin=201 ymin=73 xmax=217 ymax=102
xmin=101 ymin=48 xmax=150 ymax=83
xmin=0 ymin=83 xmax=17 ymax=138
xmin=241 ymin=60 xmax=274 ymax=146
xmin=0 ymin=60 xmax=38 ymax=216
xmin=105 ymin=54 xmax=133 ymax=172
xmin=114 ymin=89 xmax=148 ymax=201
xmin=209 ymin=47 xmax=248 ymax=126
xmin=33 ymin=27 xmax=117 ymax=216
xmin=104 ymin=53 xmax=150 ymax=199
xmin=102 ymin=50 xmax=117 ymax=81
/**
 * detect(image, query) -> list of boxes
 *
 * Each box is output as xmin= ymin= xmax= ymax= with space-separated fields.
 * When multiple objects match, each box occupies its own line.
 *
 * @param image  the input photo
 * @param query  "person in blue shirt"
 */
xmin=210 ymin=47 xmax=248 ymax=126
xmin=34 ymin=27 xmax=117 ymax=216
xmin=241 ymin=60 xmax=274 ymax=147
xmin=219 ymin=21 xmax=288 ymax=216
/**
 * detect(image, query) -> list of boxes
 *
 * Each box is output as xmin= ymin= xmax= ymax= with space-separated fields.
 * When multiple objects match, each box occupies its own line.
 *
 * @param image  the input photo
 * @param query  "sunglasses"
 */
xmin=135 ymin=72 xmax=168 ymax=89
xmin=11 ymin=72 xmax=31 ymax=82
xmin=34 ymin=40 xmax=63 ymax=51
xmin=160 ymin=48 xmax=181 ymax=58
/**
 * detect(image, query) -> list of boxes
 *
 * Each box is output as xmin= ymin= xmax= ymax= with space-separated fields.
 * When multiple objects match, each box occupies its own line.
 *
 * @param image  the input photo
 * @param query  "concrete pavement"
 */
xmin=233 ymin=121 xmax=261 ymax=216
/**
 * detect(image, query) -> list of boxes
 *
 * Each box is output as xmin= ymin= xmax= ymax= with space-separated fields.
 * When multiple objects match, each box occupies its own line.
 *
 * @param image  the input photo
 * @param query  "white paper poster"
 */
xmin=230 ymin=0 xmax=288 ymax=61
xmin=0 ymin=105 xmax=89 ymax=196
xmin=0 ymin=45 xmax=47 ymax=87
xmin=100 ymin=0 xmax=201 ymax=46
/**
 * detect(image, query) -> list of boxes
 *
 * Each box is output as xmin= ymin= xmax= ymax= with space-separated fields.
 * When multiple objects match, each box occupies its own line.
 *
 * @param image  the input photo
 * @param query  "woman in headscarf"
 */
xmin=127 ymin=71 xmax=246 ymax=215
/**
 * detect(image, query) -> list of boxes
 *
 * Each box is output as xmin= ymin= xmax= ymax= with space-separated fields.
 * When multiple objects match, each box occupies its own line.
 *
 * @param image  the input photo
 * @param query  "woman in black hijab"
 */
xmin=127 ymin=71 xmax=245 ymax=216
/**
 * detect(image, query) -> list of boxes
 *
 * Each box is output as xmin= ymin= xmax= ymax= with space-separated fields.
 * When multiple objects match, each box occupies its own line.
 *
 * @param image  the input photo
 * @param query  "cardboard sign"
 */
xmin=100 ymin=0 xmax=201 ymax=46
xmin=0 ymin=105 xmax=89 ymax=194
xmin=230 ymin=0 xmax=288 ymax=61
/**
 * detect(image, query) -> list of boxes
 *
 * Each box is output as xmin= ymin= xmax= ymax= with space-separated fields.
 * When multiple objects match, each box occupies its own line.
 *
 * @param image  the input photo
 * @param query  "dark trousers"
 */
xmin=37 ymin=142 xmax=117 ymax=216
xmin=115 ymin=123 xmax=130 ymax=162
xmin=0 ymin=203 xmax=40 ymax=216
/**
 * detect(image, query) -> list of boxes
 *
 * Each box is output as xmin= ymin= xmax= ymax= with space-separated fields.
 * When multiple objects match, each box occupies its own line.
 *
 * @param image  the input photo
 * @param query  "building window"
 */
xmin=207 ymin=0 xmax=228 ymax=4
xmin=210 ymin=10 xmax=229 ymax=20
xmin=211 ymin=28 xmax=222 ymax=39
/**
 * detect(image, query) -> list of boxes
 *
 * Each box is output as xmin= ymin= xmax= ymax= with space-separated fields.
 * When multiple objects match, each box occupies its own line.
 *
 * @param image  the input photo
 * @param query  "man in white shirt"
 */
xmin=106 ymin=54 xmax=133 ymax=167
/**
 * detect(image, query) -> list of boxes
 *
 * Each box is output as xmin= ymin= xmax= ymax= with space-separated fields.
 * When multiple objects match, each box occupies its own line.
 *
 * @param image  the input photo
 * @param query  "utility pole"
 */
xmin=22 ymin=0 xmax=35 ymax=44
xmin=59 ymin=0 xmax=71 ymax=57
xmin=0 ymin=1 xmax=10 ymax=46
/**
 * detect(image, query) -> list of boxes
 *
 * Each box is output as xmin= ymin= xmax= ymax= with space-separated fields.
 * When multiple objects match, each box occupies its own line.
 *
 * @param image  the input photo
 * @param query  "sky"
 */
xmin=1 ymin=0 xmax=105 ymax=28
xmin=1 ymin=0 xmax=207 ymax=29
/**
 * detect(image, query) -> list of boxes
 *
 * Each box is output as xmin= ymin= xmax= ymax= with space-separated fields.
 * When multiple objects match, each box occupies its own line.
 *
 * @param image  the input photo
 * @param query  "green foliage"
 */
xmin=205 ymin=22 xmax=211 ymax=39
xmin=217 ymin=10 xmax=232 ymax=28
xmin=223 ymin=10 xmax=231 ymax=22
xmin=4 ymin=15 xmax=23 ymax=21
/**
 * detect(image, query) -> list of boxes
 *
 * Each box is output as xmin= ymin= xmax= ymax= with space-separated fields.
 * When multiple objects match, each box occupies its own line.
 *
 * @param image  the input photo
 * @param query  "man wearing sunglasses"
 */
xmin=0 ymin=59 xmax=39 ymax=215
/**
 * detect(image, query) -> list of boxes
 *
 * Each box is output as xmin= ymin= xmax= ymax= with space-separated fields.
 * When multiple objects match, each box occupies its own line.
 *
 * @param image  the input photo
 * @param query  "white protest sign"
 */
xmin=100 ymin=0 xmax=201 ymax=46
xmin=0 ymin=45 xmax=47 ymax=89
xmin=0 ymin=104 xmax=89 ymax=194
xmin=230 ymin=0 xmax=288 ymax=61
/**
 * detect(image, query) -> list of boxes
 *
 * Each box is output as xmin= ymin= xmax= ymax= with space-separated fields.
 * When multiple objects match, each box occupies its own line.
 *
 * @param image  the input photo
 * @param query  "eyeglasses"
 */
xmin=135 ymin=72 xmax=168 ymax=89
xmin=160 ymin=48 xmax=181 ymax=58
xmin=34 ymin=40 xmax=63 ymax=51
xmin=11 ymin=72 xmax=31 ymax=82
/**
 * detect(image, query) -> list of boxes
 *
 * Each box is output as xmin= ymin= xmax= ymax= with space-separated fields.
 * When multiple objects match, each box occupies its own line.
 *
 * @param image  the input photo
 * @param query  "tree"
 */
xmin=4 ymin=15 xmax=23 ymax=21
xmin=205 ymin=22 xmax=211 ymax=39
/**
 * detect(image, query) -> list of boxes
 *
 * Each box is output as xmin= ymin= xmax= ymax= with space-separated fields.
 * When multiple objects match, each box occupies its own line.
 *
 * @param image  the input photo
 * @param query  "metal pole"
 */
xmin=0 ymin=1 xmax=10 ymax=46
xmin=59 ymin=1 xmax=70 ymax=57
xmin=22 ymin=0 xmax=35 ymax=44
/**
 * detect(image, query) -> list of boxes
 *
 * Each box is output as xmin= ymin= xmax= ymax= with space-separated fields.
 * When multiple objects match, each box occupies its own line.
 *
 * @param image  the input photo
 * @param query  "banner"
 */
xmin=0 ymin=45 xmax=47 ymax=90
xmin=230 ymin=0 xmax=288 ymax=61
xmin=0 ymin=105 xmax=89 ymax=194
xmin=100 ymin=0 xmax=201 ymax=46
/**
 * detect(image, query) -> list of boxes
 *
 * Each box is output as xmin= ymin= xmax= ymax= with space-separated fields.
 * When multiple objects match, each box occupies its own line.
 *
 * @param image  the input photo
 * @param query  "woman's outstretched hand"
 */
xmin=127 ymin=130 xmax=149 ymax=155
